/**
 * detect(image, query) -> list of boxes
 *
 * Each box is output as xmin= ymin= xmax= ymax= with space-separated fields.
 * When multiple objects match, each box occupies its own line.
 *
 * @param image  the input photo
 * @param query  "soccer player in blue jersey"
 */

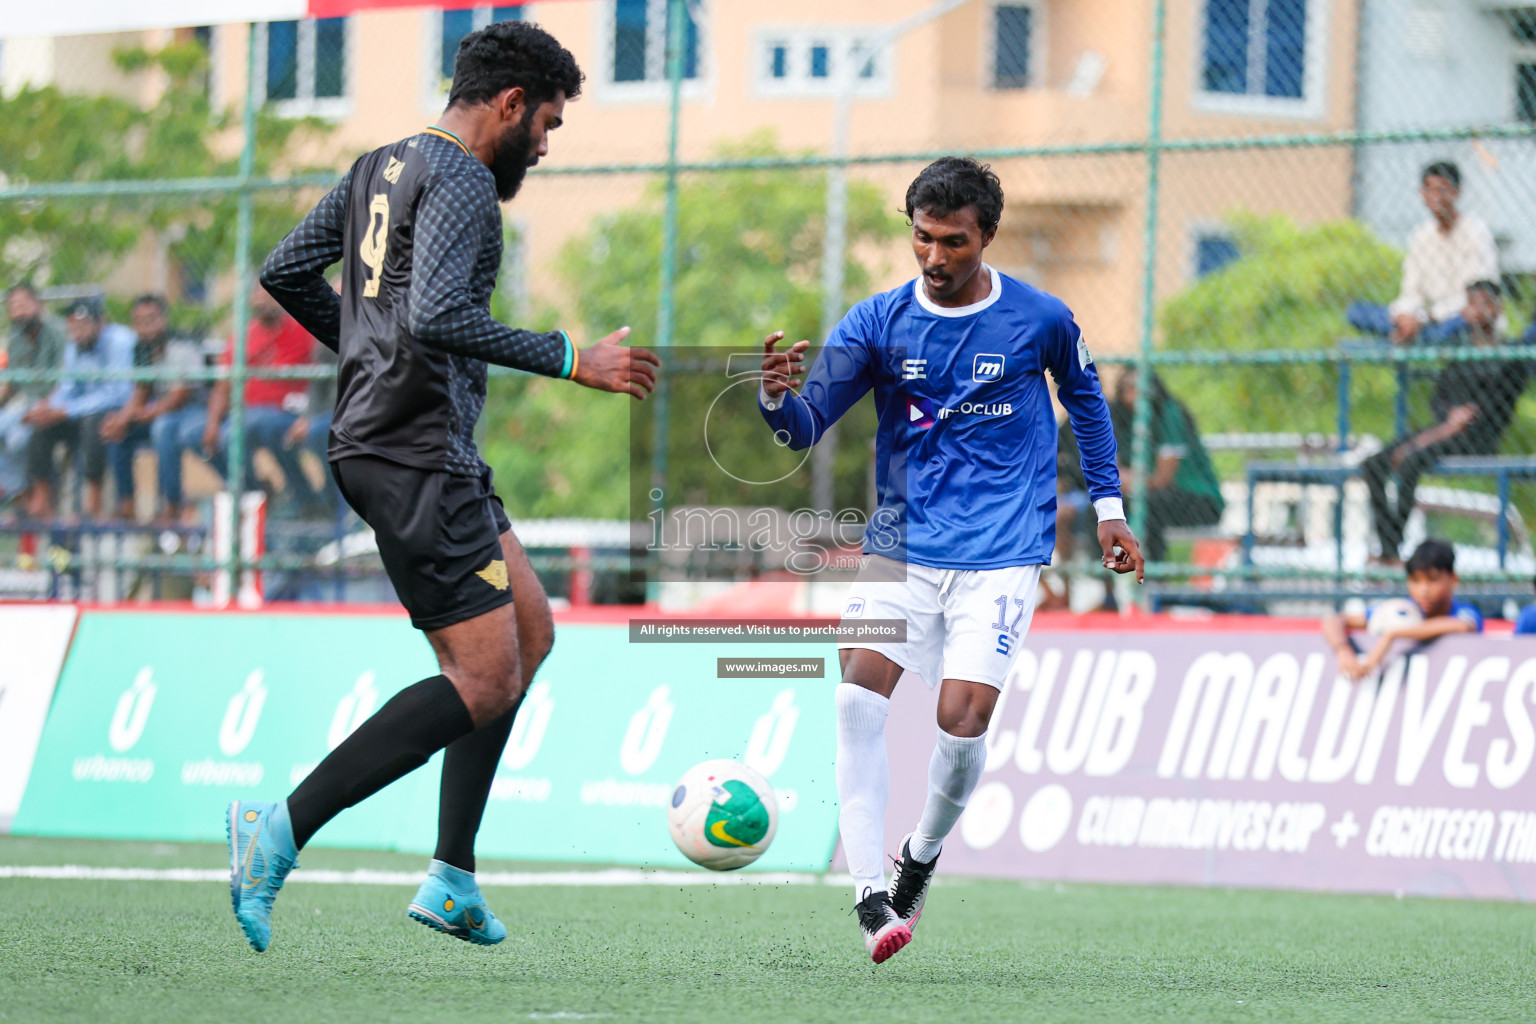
xmin=758 ymin=157 xmax=1142 ymax=963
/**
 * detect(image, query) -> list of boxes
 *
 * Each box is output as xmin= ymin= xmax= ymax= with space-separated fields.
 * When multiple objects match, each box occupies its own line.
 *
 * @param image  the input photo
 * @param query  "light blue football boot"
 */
xmin=407 ymin=859 xmax=507 ymax=945
xmin=226 ymin=800 xmax=299 ymax=952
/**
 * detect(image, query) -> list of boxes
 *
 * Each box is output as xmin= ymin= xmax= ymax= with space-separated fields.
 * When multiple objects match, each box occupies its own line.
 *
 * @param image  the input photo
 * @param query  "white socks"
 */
xmin=835 ymin=683 xmax=891 ymax=896
xmin=908 ymin=728 xmax=987 ymax=864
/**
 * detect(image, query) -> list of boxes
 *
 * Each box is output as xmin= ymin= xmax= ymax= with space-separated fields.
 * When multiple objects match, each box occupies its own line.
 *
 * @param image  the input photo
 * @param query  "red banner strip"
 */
xmin=305 ymin=0 xmax=561 ymax=18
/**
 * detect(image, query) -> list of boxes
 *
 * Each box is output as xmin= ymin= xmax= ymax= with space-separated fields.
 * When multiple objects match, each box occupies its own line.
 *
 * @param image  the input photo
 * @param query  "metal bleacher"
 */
xmin=1152 ymin=339 xmax=1536 ymax=614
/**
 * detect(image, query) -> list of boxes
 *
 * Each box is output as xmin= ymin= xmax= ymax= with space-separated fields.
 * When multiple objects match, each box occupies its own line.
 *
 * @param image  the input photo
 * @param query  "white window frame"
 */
xmin=594 ymin=0 xmax=710 ymax=104
xmin=255 ymin=17 xmax=354 ymax=120
xmin=751 ymin=27 xmax=895 ymax=99
xmin=983 ymin=0 xmax=1046 ymax=93
xmin=421 ymin=5 xmax=533 ymax=114
xmin=1193 ymin=0 xmax=1327 ymax=120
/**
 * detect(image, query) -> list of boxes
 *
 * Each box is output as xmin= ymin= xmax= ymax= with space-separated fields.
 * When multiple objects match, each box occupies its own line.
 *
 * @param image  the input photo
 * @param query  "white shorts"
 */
xmin=838 ymin=555 xmax=1043 ymax=690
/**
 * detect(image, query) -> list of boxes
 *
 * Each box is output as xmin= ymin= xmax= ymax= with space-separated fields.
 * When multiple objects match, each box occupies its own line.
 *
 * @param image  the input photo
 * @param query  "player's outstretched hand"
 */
xmin=761 ymin=331 xmax=809 ymax=398
xmin=1098 ymin=519 xmax=1145 ymax=584
xmin=573 ymin=326 xmax=660 ymax=400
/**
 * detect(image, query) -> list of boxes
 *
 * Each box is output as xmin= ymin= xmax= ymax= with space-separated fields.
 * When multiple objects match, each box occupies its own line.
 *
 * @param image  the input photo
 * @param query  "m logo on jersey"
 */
xmin=973 ymin=355 xmax=1005 ymax=382
xmin=906 ymin=397 xmax=936 ymax=430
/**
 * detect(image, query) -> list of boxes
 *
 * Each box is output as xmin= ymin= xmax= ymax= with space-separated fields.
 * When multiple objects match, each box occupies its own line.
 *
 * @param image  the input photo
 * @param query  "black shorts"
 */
xmin=333 ymin=455 xmax=513 ymax=631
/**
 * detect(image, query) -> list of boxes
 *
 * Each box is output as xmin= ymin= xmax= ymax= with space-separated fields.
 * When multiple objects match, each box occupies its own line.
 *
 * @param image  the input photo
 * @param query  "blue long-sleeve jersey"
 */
xmin=760 ymin=267 xmax=1122 ymax=569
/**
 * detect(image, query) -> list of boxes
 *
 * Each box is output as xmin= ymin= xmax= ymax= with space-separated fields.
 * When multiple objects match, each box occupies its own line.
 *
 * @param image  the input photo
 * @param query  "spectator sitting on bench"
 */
xmin=1322 ymin=539 xmax=1483 ymax=682
xmin=0 ymin=284 xmax=67 ymax=507
xmin=102 ymin=294 xmax=208 ymax=521
xmin=1347 ymin=160 xmax=1498 ymax=344
xmin=173 ymin=284 xmax=318 ymax=518
xmin=1361 ymin=281 xmax=1529 ymax=564
xmin=23 ymin=297 xmax=137 ymax=520
xmin=1107 ymin=368 xmax=1224 ymax=562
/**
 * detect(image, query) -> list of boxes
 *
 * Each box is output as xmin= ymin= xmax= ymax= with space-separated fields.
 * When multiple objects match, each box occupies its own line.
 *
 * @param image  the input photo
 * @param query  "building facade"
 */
xmin=8 ymin=1 xmax=1370 ymax=351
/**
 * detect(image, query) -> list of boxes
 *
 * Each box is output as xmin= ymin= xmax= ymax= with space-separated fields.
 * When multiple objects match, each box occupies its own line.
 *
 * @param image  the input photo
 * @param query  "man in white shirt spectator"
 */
xmin=1387 ymin=160 xmax=1498 ymax=343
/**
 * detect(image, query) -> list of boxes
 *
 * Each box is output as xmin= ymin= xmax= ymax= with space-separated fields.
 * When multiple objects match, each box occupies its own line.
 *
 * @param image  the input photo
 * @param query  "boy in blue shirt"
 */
xmin=1322 ymin=539 xmax=1483 ymax=680
xmin=758 ymin=157 xmax=1141 ymax=963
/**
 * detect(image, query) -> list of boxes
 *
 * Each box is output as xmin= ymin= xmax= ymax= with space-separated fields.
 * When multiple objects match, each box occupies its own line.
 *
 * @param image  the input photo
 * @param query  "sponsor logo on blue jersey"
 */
xmin=906 ymin=396 xmax=937 ymax=429
xmin=973 ymin=354 xmax=1006 ymax=382
xmin=938 ymin=402 xmax=1013 ymax=420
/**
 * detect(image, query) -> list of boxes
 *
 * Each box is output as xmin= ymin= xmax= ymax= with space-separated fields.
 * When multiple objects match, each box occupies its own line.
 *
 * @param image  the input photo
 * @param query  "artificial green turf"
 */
xmin=2 ymin=836 xmax=1533 ymax=1024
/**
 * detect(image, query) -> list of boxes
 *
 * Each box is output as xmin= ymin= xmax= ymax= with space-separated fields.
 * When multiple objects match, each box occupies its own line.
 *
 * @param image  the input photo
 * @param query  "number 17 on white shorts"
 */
xmin=838 ymin=555 xmax=1043 ymax=691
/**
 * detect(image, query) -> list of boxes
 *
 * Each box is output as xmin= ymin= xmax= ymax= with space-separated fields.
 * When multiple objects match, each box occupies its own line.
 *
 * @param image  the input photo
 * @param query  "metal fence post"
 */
xmin=224 ymin=23 xmax=259 ymax=582
xmin=1336 ymin=358 xmax=1352 ymax=453
xmin=649 ymin=0 xmax=685 ymax=534
xmin=1130 ymin=0 xmax=1167 ymax=589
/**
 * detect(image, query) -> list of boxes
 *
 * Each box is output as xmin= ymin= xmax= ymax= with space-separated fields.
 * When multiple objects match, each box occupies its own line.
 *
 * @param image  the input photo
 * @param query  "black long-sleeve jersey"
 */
xmin=261 ymin=129 xmax=574 ymax=476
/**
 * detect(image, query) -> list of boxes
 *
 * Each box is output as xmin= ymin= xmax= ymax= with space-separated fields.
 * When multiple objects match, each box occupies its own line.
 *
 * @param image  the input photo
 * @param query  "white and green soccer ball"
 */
xmin=666 ymin=759 xmax=778 ymax=870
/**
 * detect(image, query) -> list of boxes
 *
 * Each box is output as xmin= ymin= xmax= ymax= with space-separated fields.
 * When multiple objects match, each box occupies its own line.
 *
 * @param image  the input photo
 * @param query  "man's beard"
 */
xmin=491 ymin=118 xmax=537 ymax=201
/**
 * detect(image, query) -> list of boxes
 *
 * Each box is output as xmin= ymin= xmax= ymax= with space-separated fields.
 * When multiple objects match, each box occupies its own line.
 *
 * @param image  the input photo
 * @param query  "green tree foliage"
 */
xmin=480 ymin=137 xmax=905 ymax=519
xmin=1157 ymin=214 xmax=1401 ymax=441
xmin=0 ymin=42 xmax=330 ymax=316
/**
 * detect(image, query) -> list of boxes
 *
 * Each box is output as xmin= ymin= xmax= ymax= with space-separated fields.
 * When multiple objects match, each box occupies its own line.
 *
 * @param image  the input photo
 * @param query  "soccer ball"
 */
xmin=1367 ymin=597 xmax=1423 ymax=636
xmin=666 ymin=759 xmax=778 ymax=870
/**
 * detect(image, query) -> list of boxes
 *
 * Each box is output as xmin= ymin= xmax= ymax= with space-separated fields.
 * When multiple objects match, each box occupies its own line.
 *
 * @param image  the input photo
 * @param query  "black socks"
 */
xmin=433 ymin=695 xmax=524 ymax=873
xmin=287 ymin=674 xmax=475 ymax=850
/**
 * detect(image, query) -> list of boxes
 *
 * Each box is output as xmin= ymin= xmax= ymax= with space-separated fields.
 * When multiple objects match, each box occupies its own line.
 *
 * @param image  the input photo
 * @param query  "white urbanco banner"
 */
xmin=0 ymin=606 xmax=77 ymax=824
xmin=0 ymin=2 xmax=305 ymax=40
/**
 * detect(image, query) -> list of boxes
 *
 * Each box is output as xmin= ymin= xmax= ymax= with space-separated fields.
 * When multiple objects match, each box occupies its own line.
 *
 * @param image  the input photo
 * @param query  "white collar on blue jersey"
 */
xmin=912 ymin=264 xmax=1003 ymax=318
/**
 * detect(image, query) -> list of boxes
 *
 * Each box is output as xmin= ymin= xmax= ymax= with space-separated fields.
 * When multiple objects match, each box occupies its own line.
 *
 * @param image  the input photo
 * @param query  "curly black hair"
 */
xmin=904 ymin=157 xmax=1005 ymax=233
xmin=448 ymin=20 xmax=584 ymax=110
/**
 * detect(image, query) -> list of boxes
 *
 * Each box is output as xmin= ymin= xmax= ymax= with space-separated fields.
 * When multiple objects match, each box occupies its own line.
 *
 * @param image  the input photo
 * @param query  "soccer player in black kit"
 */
xmin=226 ymin=21 xmax=658 ymax=952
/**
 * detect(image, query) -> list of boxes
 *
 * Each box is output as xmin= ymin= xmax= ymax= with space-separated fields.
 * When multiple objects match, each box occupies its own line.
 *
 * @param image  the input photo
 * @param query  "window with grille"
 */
xmin=260 ymin=18 xmax=348 ymax=114
xmin=992 ymin=3 xmax=1035 ymax=90
xmin=440 ymin=6 xmax=525 ymax=86
xmin=1199 ymin=0 xmax=1316 ymax=112
xmin=1195 ymin=233 xmax=1241 ymax=277
xmin=609 ymin=0 xmax=700 ymax=87
xmin=753 ymin=32 xmax=889 ymax=96
xmin=767 ymin=42 xmax=789 ymax=80
xmin=1519 ymin=63 xmax=1536 ymax=123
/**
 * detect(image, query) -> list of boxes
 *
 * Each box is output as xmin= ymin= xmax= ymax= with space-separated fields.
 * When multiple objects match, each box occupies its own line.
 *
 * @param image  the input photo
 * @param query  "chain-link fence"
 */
xmin=3 ymin=1 xmax=1535 ymax=614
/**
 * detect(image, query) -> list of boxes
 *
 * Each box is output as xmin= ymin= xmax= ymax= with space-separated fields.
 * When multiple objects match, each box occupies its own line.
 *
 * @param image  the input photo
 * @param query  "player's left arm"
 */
xmin=407 ymin=175 xmax=657 ymax=396
xmin=260 ymin=169 xmax=351 ymax=352
xmin=1046 ymin=309 xmax=1143 ymax=582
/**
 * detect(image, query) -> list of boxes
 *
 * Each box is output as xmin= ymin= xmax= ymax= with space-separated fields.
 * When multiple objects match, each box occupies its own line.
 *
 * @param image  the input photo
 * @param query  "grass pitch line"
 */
xmin=0 ymin=864 xmax=855 ymax=887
